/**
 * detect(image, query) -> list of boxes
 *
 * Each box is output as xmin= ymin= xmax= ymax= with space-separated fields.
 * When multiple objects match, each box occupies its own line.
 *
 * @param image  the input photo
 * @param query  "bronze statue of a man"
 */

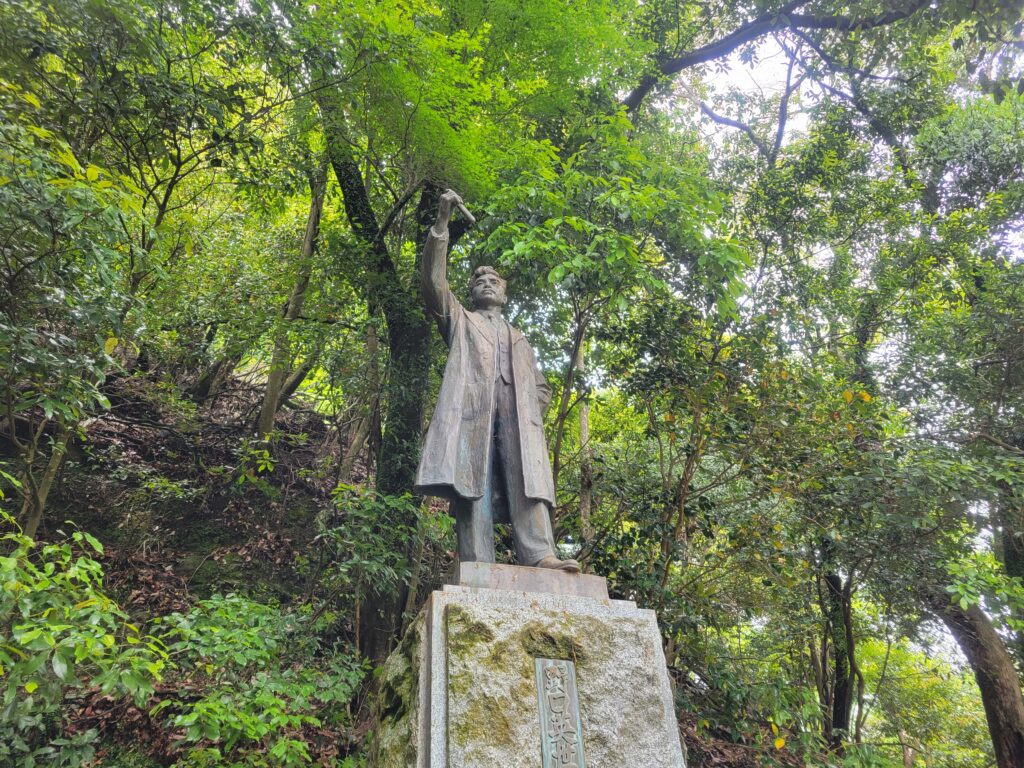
xmin=414 ymin=190 xmax=579 ymax=572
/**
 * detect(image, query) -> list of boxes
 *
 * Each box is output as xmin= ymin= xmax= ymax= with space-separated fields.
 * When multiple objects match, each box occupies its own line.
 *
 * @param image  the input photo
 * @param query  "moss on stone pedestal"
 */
xmin=372 ymin=615 xmax=424 ymax=768
xmin=518 ymin=620 xmax=589 ymax=664
xmin=446 ymin=605 xmax=495 ymax=654
xmin=450 ymin=693 xmax=516 ymax=749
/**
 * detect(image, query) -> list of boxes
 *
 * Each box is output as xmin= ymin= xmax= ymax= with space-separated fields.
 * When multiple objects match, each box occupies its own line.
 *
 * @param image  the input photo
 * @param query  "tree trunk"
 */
xmin=817 ymin=299 xmax=876 ymax=749
xmin=191 ymin=352 xmax=235 ymax=403
xmin=928 ymin=589 xmax=1024 ymax=768
xmin=996 ymin=446 xmax=1024 ymax=662
xmin=338 ymin=413 xmax=371 ymax=484
xmin=550 ymin=314 xmax=586 ymax=488
xmin=826 ymin=577 xmax=855 ymax=749
xmin=338 ymin=324 xmax=381 ymax=484
xmin=373 ymin=299 xmax=431 ymax=498
xmin=19 ymin=424 xmax=72 ymax=539
xmin=278 ymin=354 xmax=319 ymax=409
xmin=897 ymin=729 xmax=918 ymax=768
xmin=256 ymin=165 xmax=327 ymax=436
xmin=998 ymin=495 xmax=1024 ymax=584
xmin=820 ymin=536 xmax=856 ymax=750
xmin=578 ymin=343 xmax=593 ymax=541
xmin=809 ymin=635 xmax=829 ymax=722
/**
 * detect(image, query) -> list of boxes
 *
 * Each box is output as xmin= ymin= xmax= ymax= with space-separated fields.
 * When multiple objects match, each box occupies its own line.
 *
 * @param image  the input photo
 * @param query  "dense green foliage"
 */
xmin=1 ymin=0 xmax=1023 ymax=765
xmin=1 ymin=513 xmax=166 ymax=766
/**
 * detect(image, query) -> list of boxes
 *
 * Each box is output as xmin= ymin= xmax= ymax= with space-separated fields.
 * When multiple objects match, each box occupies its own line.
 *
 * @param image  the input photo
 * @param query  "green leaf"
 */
xmin=51 ymin=652 xmax=69 ymax=682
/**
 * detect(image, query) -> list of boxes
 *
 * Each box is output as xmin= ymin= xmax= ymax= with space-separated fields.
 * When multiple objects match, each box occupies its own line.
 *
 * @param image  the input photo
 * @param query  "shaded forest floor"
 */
xmin=43 ymin=373 xmax=806 ymax=766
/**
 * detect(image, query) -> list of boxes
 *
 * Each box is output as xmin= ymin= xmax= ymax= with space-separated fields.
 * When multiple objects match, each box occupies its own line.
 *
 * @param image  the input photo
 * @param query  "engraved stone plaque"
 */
xmin=534 ymin=658 xmax=586 ymax=768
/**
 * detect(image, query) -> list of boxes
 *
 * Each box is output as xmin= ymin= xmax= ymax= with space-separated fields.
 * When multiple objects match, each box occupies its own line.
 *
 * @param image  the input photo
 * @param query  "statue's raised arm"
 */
xmin=420 ymin=190 xmax=464 ymax=334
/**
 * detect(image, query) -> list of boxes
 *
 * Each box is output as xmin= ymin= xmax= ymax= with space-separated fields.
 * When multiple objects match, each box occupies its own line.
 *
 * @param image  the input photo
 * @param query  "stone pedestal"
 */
xmin=373 ymin=563 xmax=686 ymax=767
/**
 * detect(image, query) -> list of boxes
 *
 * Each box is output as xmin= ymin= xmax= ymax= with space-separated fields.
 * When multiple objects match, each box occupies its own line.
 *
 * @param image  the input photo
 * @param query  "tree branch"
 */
xmin=374 ymin=181 xmax=424 ymax=247
xmin=788 ymin=27 xmax=906 ymax=84
xmin=770 ymin=52 xmax=801 ymax=162
xmin=623 ymin=0 xmax=929 ymax=113
xmin=699 ymin=101 xmax=770 ymax=158
xmin=788 ymin=1 xmax=930 ymax=32
xmin=777 ymin=37 xmax=912 ymax=178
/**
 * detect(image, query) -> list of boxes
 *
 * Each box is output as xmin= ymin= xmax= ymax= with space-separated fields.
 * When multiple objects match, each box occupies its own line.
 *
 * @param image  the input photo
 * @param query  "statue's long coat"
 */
xmin=414 ymin=227 xmax=555 ymax=505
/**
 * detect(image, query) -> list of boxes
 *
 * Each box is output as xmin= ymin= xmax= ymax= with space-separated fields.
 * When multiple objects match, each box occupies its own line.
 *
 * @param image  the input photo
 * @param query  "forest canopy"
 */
xmin=1 ymin=0 xmax=1023 ymax=766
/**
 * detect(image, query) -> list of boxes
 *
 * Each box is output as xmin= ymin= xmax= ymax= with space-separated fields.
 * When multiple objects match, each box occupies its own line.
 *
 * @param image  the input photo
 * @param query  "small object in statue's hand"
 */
xmin=455 ymin=201 xmax=476 ymax=226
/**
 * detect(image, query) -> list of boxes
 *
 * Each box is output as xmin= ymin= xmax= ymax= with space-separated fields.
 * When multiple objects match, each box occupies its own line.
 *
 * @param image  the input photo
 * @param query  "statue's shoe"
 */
xmin=533 ymin=555 xmax=581 ymax=573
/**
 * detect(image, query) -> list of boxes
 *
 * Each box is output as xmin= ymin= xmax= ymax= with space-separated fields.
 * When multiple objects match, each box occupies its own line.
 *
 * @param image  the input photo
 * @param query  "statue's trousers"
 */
xmin=451 ymin=375 xmax=557 ymax=566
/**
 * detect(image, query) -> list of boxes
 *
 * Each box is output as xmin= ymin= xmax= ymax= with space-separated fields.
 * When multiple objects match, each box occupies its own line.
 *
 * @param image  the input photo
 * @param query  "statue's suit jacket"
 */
xmin=414 ymin=226 xmax=555 ymax=505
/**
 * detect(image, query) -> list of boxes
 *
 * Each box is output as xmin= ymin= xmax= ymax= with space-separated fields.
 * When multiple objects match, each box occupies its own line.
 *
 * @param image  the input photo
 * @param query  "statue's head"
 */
xmin=469 ymin=265 xmax=507 ymax=310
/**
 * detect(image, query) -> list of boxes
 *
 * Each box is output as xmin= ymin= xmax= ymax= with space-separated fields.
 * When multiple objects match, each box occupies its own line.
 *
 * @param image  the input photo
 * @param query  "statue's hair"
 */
xmin=468 ymin=265 xmax=507 ymax=305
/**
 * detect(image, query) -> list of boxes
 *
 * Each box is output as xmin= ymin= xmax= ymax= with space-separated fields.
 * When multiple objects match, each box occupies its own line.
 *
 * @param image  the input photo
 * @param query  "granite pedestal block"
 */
xmin=372 ymin=564 xmax=686 ymax=767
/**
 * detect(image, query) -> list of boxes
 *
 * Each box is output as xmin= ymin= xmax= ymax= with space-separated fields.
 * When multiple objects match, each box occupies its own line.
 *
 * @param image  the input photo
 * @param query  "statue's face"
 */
xmin=470 ymin=270 xmax=506 ymax=309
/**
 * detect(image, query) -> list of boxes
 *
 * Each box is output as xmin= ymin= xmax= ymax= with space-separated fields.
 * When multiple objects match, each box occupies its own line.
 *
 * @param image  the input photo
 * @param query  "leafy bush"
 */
xmin=154 ymin=594 xmax=367 ymax=766
xmin=0 ymin=81 xmax=134 ymax=427
xmin=318 ymin=486 xmax=420 ymax=604
xmin=0 ymin=513 xmax=167 ymax=767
